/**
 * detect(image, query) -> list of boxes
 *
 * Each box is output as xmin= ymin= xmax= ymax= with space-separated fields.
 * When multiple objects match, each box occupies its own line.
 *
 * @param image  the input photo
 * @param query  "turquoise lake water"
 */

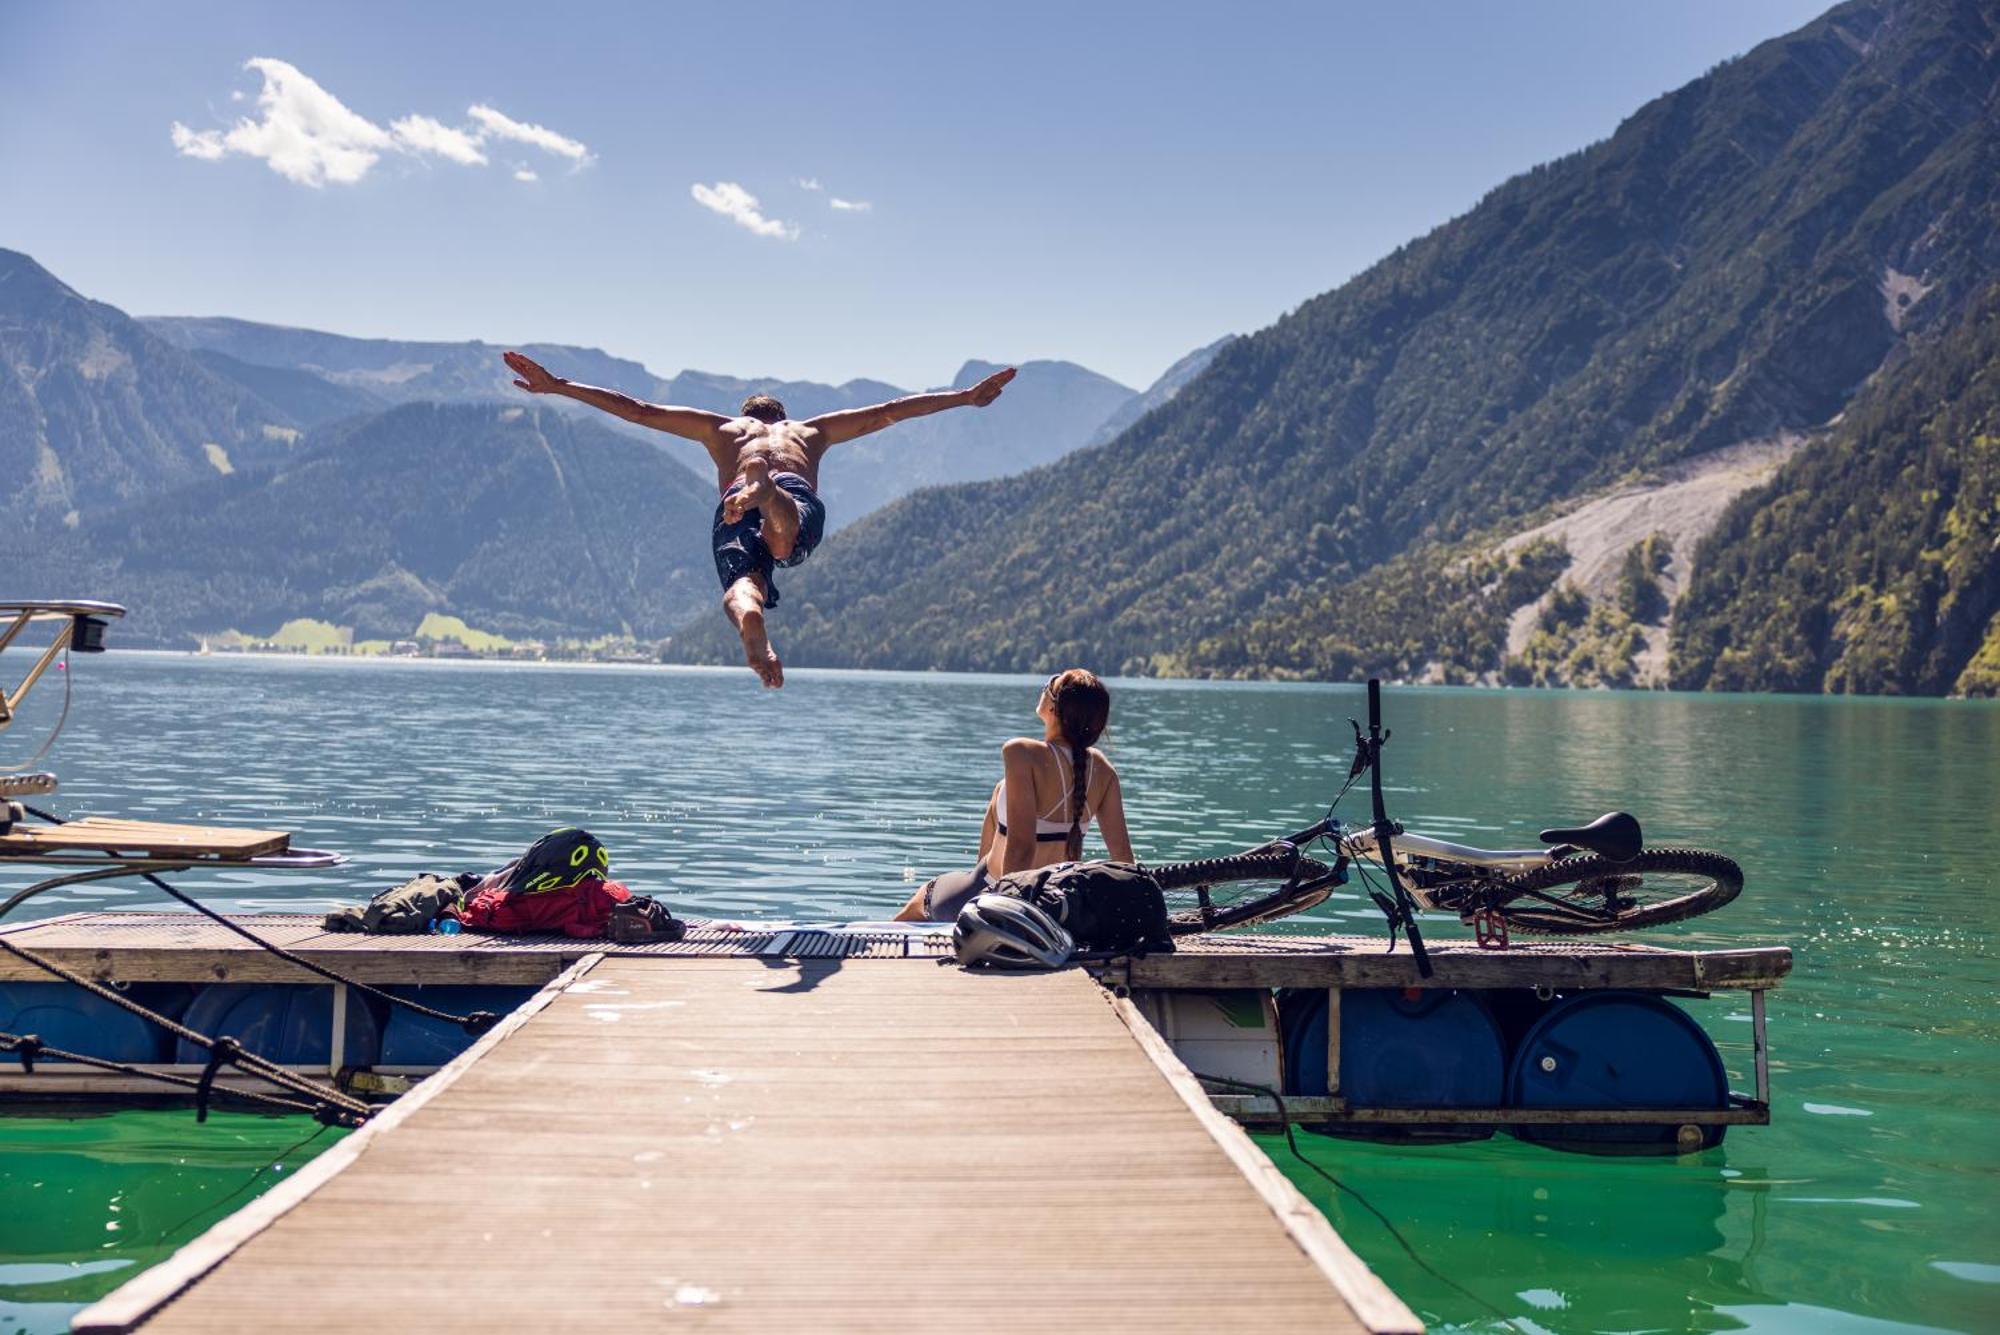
xmin=1 ymin=653 xmax=1995 ymax=1332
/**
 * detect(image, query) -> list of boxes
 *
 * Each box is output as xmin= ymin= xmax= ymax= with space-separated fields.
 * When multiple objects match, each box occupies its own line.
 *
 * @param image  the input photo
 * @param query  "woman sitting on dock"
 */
xmin=895 ymin=669 xmax=1134 ymax=922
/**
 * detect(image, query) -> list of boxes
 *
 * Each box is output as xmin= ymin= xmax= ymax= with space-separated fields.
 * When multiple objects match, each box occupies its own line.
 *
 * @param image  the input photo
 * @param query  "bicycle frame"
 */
xmin=1337 ymin=826 xmax=1551 ymax=910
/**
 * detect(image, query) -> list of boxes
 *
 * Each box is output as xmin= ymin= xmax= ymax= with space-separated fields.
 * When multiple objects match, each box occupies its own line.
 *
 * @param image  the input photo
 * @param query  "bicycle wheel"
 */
xmin=1150 ymin=848 xmax=1338 ymax=935
xmin=1496 ymin=847 xmax=1743 ymax=935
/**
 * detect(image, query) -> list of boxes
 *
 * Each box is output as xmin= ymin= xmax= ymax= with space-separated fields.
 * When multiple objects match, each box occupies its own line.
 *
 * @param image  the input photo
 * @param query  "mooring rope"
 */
xmin=1193 ymin=1071 xmax=1522 ymax=1330
xmin=9 ymin=803 xmax=497 ymax=1038
xmin=135 ymin=873 xmax=498 ymax=1037
xmin=0 ymin=934 xmax=372 ymax=1123
xmin=0 ymin=1030 xmax=361 ymax=1124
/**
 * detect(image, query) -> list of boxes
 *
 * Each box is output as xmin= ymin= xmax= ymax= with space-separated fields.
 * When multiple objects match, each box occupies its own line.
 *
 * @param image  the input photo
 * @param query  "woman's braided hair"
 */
xmin=1048 ymin=669 xmax=1111 ymax=861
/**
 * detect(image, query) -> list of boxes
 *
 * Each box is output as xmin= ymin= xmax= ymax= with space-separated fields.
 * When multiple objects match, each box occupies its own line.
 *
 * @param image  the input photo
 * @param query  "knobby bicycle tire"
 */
xmin=1149 ymin=848 xmax=1337 ymax=935
xmin=1496 ymin=847 xmax=1743 ymax=934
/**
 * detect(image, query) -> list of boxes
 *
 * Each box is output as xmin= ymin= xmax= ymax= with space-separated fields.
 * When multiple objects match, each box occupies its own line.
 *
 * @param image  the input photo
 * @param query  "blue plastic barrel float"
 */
xmin=1280 ymin=987 xmax=1507 ymax=1141
xmin=1506 ymin=990 xmax=1729 ymax=1154
xmin=378 ymin=985 xmax=536 ymax=1066
xmin=0 ymin=982 xmax=194 ymax=1064
xmin=173 ymin=984 xmax=382 ymax=1068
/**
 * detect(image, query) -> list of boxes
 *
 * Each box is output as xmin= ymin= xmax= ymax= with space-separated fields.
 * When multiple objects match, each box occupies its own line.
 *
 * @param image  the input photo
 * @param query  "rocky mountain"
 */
xmin=808 ymin=359 xmax=1135 ymax=524
xmin=1 ymin=402 xmax=720 ymax=646
xmin=0 ymin=250 xmax=298 ymax=527
xmin=144 ymin=316 xmax=1145 ymax=525
xmin=189 ymin=348 xmax=384 ymax=428
xmin=1083 ymin=336 xmax=1236 ymax=449
xmin=664 ymin=0 xmax=2000 ymax=694
xmin=143 ymin=316 xmax=670 ymax=412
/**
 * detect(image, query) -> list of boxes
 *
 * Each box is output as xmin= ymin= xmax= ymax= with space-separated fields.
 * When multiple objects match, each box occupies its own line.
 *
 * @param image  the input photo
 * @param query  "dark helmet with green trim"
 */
xmin=492 ymin=827 xmax=611 ymax=896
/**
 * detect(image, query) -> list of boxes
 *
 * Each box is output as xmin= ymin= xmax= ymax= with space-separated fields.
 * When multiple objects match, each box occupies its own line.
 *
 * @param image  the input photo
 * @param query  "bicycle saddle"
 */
xmin=1539 ymin=811 xmax=1642 ymax=863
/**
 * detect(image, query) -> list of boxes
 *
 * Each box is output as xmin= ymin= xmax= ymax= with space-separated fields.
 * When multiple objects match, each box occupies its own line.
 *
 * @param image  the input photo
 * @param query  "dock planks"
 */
xmin=75 ymin=956 xmax=1417 ymax=1333
xmin=0 ymin=817 xmax=289 ymax=859
xmin=0 ymin=911 xmax=1791 ymax=991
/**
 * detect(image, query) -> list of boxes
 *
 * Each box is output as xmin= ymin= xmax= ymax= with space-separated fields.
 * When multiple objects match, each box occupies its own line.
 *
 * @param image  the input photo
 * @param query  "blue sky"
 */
xmin=1 ymin=1 xmax=1831 ymax=391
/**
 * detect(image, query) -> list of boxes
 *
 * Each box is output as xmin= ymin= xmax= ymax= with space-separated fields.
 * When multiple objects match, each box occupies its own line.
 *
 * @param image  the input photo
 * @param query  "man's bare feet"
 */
xmin=737 ymin=605 xmax=784 ymax=688
xmin=722 ymin=457 xmax=774 ymax=525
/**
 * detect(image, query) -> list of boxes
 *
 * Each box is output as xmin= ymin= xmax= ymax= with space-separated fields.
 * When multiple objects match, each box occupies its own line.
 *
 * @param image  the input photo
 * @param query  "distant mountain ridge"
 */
xmin=2 ymin=402 xmax=721 ymax=645
xmin=1083 ymin=336 xmax=1235 ymax=449
xmin=662 ymin=0 xmax=2000 ymax=695
xmin=144 ymin=314 xmax=1151 ymax=526
xmin=0 ymin=247 xmax=1223 ymax=646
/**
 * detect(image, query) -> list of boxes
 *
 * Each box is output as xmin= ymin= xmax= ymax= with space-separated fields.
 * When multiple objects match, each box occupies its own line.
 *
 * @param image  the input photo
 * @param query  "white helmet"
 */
xmin=952 ymin=893 xmax=1076 ymax=970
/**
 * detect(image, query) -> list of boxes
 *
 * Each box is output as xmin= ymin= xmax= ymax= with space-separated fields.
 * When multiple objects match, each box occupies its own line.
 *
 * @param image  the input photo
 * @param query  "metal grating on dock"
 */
xmin=73 ymin=955 xmax=1419 ymax=1334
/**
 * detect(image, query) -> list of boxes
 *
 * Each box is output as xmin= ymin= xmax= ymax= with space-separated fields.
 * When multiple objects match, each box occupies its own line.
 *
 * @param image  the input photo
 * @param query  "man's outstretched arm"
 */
xmin=504 ymin=351 xmax=728 ymax=445
xmin=807 ymin=366 xmax=1015 ymax=447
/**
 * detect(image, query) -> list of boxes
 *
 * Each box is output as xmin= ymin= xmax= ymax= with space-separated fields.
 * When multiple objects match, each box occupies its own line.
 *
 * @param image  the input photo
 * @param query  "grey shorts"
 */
xmin=920 ymin=865 xmax=993 ymax=922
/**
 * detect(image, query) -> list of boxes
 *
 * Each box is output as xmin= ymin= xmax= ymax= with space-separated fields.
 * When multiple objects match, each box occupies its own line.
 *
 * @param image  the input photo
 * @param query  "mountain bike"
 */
xmin=1146 ymin=681 xmax=1743 ymax=965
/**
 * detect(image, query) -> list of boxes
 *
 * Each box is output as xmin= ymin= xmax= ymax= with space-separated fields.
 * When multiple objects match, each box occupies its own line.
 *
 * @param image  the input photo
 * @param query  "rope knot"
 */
xmin=462 ymin=1011 xmax=499 ymax=1038
xmin=9 ymin=1033 xmax=44 ymax=1074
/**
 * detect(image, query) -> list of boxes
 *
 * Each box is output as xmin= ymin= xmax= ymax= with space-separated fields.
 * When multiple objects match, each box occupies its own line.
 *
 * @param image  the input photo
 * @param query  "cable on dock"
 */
xmin=0 ymin=1030 xmax=360 ymax=1124
xmin=0 ymin=933 xmax=371 ymax=1126
xmin=10 ymin=802 xmax=499 ymax=1039
xmin=135 ymin=871 xmax=498 ymax=1037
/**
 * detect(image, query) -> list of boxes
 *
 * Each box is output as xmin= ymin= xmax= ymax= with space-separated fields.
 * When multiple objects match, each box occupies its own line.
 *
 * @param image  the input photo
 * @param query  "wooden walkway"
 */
xmin=73 ymin=955 xmax=1420 ymax=1334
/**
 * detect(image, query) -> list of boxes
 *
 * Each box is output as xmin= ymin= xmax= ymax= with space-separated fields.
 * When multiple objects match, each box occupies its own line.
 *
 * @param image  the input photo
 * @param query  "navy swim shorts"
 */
xmin=711 ymin=471 xmax=827 ymax=608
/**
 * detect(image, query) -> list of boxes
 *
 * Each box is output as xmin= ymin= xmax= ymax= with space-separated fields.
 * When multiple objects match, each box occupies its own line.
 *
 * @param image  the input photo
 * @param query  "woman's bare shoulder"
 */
xmin=1087 ymin=746 xmax=1119 ymax=775
xmin=1000 ymin=736 xmax=1044 ymax=760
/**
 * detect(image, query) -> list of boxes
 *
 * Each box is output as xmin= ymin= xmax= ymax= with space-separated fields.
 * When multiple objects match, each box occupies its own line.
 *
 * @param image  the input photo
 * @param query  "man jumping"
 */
xmin=503 ymin=351 xmax=1015 ymax=687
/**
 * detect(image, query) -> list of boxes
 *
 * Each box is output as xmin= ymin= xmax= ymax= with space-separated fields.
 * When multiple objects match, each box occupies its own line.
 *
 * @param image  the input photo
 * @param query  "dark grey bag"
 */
xmin=322 ymin=872 xmax=477 ymax=934
xmin=990 ymin=861 xmax=1174 ymax=954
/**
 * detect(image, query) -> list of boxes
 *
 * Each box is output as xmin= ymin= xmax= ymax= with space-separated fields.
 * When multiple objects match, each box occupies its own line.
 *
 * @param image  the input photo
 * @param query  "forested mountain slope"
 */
xmin=1 ymin=403 xmax=719 ymax=645
xmin=0 ymin=251 xmax=298 ymax=527
xmin=666 ymin=0 xmax=1999 ymax=683
xmin=1673 ymin=283 xmax=2000 ymax=696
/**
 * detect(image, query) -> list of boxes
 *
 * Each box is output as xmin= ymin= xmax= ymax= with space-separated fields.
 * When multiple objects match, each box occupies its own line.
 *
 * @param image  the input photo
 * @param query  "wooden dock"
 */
xmin=67 ymin=951 xmax=1419 ymax=1334
xmin=0 ymin=910 xmax=1792 ymax=992
xmin=1 ymin=911 xmax=1794 ymax=1332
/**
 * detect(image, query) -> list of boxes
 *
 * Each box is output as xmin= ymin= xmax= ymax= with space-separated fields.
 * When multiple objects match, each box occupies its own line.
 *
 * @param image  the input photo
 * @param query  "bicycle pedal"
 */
xmin=1472 ymin=909 xmax=1510 ymax=950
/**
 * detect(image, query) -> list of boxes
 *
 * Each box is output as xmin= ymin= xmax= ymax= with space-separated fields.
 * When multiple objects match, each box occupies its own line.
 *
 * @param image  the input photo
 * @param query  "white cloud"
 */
xmin=690 ymin=182 xmax=798 ymax=240
xmin=170 ymin=122 xmax=227 ymax=160
xmin=180 ymin=57 xmax=393 ymax=187
xmin=829 ymin=197 xmax=871 ymax=212
xmin=390 ymin=114 xmax=488 ymax=166
xmin=797 ymin=177 xmax=822 ymax=191
xmin=514 ymin=168 xmax=539 ymax=183
xmin=172 ymin=59 xmax=592 ymax=186
xmin=468 ymin=104 xmax=591 ymax=162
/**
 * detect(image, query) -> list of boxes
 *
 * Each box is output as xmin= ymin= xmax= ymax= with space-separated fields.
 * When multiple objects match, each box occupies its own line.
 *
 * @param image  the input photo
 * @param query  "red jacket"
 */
xmin=455 ymin=875 xmax=633 ymax=938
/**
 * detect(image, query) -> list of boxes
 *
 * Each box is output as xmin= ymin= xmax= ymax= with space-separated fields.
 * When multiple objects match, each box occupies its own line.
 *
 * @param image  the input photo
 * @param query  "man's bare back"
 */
xmin=503 ymin=350 xmax=1014 ymax=688
xmin=710 ymin=417 xmax=820 ymax=494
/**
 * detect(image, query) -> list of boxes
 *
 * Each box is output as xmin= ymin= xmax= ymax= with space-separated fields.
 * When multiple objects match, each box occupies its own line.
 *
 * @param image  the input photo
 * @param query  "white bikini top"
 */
xmin=995 ymin=742 xmax=1095 ymax=844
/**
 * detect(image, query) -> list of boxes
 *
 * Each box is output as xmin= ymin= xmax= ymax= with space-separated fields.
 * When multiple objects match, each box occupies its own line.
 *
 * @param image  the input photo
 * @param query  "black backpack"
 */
xmin=991 ymin=861 xmax=1174 ymax=955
